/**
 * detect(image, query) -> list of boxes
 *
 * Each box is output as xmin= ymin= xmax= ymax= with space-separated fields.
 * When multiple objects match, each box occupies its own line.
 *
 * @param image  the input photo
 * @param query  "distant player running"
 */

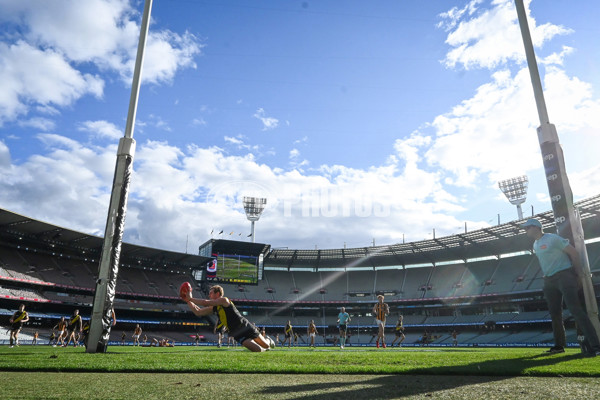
xmin=53 ymin=316 xmax=67 ymax=347
xmin=283 ymin=320 xmax=294 ymax=348
xmin=65 ymin=309 xmax=82 ymax=347
xmin=337 ymin=307 xmax=351 ymax=349
xmin=373 ymin=295 xmax=389 ymax=348
xmin=132 ymin=324 xmax=142 ymax=346
xmin=213 ymin=318 xmax=225 ymax=348
xmin=9 ymin=304 xmax=29 ymax=348
xmin=184 ymin=285 xmax=271 ymax=352
xmin=307 ymin=320 xmax=318 ymax=348
xmin=390 ymin=315 xmax=406 ymax=347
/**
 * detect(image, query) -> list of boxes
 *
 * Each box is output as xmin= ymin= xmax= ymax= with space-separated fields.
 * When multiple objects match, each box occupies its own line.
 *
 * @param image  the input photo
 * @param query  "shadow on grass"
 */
xmin=259 ymin=352 xmax=586 ymax=399
xmin=260 ymin=375 xmax=508 ymax=399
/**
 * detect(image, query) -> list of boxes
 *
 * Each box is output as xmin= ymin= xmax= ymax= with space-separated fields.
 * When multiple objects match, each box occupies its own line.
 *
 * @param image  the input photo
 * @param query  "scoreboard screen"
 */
xmin=194 ymin=239 xmax=269 ymax=286
xmin=204 ymin=253 xmax=259 ymax=285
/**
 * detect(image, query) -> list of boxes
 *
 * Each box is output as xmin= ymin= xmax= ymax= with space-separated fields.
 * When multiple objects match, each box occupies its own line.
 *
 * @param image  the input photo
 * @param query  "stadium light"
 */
xmin=498 ymin=175 xmax=528 ymax=220
xmin=243 ymin=196 xmax=266 ymax=243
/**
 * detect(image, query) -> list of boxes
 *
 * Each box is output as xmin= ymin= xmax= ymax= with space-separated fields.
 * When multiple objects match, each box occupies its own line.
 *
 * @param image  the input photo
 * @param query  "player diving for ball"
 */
xmin=183 ymin=284 xmax=272 ymax=352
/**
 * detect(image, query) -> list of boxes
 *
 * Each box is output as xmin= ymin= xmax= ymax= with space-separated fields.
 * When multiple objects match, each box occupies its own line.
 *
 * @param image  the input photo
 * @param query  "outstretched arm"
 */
xmin=185 ymin=300 xmax=213 ymax=317
xmin=184 ymin=290 xmax=230 ymax=317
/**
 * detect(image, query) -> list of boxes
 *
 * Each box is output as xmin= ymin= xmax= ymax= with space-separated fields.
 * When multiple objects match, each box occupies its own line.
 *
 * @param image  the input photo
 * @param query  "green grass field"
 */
xmin=1 ymin=345 xmax=599 ymax=399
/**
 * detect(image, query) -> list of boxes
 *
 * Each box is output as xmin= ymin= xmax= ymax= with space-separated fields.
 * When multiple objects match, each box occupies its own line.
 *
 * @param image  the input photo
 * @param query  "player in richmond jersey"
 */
xmin=65 ymin=309 xmax=82 ymax=347
xmin=283 ymin=321 xmax=294 ymax=348
xmin=390 ymin=315 xmax=406 ymax=347
xmin=184 ymin=285 xmax=271 ymax=352
xmin=372 ymin=295 xmax=389 ymax=348
xmin=9 ymin=304 xmax=29 ymax=347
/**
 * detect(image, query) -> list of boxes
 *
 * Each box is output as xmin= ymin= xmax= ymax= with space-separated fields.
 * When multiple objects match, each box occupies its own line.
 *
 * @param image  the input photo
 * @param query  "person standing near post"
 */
xmin=521 ymin=218 xmax=600 ymax=356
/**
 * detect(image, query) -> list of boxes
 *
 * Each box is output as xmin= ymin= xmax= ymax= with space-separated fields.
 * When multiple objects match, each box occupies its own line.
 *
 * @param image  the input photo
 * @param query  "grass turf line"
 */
xmin=1 ymin=372 xmax=600 ymax=400
xmin=1 ymin=346 xmax=599 ymax=377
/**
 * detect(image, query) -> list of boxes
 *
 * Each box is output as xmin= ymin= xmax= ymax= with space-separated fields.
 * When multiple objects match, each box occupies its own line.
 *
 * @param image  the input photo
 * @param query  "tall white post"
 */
xmin=514 ymin=0 xmax=600 ymax=339
xmin=86 ymin=0 xmax=153 ymax=353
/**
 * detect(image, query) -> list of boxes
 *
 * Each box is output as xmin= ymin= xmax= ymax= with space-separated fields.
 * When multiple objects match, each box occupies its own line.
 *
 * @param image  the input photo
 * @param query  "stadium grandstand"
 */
xmin=2 ymin=195 xmax=600 ymax=347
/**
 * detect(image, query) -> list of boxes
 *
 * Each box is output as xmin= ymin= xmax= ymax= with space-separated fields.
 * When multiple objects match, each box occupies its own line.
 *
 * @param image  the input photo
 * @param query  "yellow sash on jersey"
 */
xmin=13 ymin=311 xmax=27 ymax=324
xmin=70 ymin=314 xmax=80 ymax=326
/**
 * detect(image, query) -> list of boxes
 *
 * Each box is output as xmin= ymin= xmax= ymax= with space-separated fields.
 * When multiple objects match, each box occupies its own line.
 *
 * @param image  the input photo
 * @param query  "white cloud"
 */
xmin=541 ymin=46 xmax=574 ymax=66
xmin=0 ymin=135 xmax=473 ymax=250
xmin=0 ymin=41 xmax=104 ymax=125
xmin=0 ymin=133 xmax=115 ymax=232
xmin=253 ymin=108 xmax=279 ymax=131
xmin=0 ymin=140 xmax=11 ymax=168
xmin=289 ymin=148 xmax=309 ymax=169
xmin=137 ymin=114 xmax=171 ymax=132
xmin=424 ymin=0 xmax=600 ymax=194
xmin=17 ymin=117 xmax=56 ymax=131
xmin=191 ymin=118 xmax=207 ymax=126
xmin=571 ymin=164 xmax=600 ymax=199
xmin=224 ymin=135 xmax=261 ymax=153
xmin=78 ymin=120 xmax=123 ymax=140
xmin=440 ymin=0 xmax=572 ymax=70
xmin=0 ymin=0 xmax=202 ymax=125
xmin=294 ymin=136 xmax=308 ymax=145
xmin=417 ymin=62 xmax=600 ymax=192
xmin=437 ymin=0 xmax=483 ymax=31
xmin=141 ymin=30 xmax=201 ymax=85
xmin=0 ymin=0 xmax=202 ymax=85
xmin=225 ymin=136 xmax=244 ymax=146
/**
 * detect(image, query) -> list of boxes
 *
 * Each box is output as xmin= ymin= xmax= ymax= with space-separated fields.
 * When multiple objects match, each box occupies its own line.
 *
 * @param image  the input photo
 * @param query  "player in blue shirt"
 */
xmin=337 ymin=307 xmax=351 ymax=349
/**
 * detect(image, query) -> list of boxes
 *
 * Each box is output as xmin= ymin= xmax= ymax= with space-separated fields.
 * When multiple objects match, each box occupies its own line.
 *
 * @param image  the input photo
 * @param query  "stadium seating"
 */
xmin=2 ymin=205 xmax=600 ymax=348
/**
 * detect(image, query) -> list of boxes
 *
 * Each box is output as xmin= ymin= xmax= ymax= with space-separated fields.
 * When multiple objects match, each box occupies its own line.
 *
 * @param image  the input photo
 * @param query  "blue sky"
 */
xmin=1 ymin=0 xmax=600 ymax=252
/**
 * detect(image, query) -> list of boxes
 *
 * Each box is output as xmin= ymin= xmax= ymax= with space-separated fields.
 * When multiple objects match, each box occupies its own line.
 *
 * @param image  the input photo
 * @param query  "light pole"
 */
xmin=514 ymin=0 xmax=600 ymax=339
xmin=243 ymin=197 xmax=266 ymax=243
xmin=499 ymin=175 xmax=529 ymax=220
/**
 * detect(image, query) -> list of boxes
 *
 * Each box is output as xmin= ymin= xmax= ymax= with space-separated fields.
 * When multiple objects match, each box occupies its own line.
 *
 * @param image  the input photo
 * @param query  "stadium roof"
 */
xmin=199 ymin=239 xmax=271 ymax=258
xmin=264 ymin=195 xmax=600 ymax=270
xmin=2 ymin=194 xmax=600 ymax=271
xmin=0 ymin=208 xmax=210 ymax=270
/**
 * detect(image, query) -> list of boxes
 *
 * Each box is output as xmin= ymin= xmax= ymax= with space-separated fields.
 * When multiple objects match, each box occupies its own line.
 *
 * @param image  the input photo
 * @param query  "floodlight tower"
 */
xmin=243 ymin=196 xmax=266 ymax=243
xmin=498 ymin=175 xmax=529 ymax=220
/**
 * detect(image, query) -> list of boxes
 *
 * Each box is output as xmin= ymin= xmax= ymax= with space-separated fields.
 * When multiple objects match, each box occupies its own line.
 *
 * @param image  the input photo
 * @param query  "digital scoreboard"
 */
xmin=193 ymin=239 xmax=270 ymax=285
